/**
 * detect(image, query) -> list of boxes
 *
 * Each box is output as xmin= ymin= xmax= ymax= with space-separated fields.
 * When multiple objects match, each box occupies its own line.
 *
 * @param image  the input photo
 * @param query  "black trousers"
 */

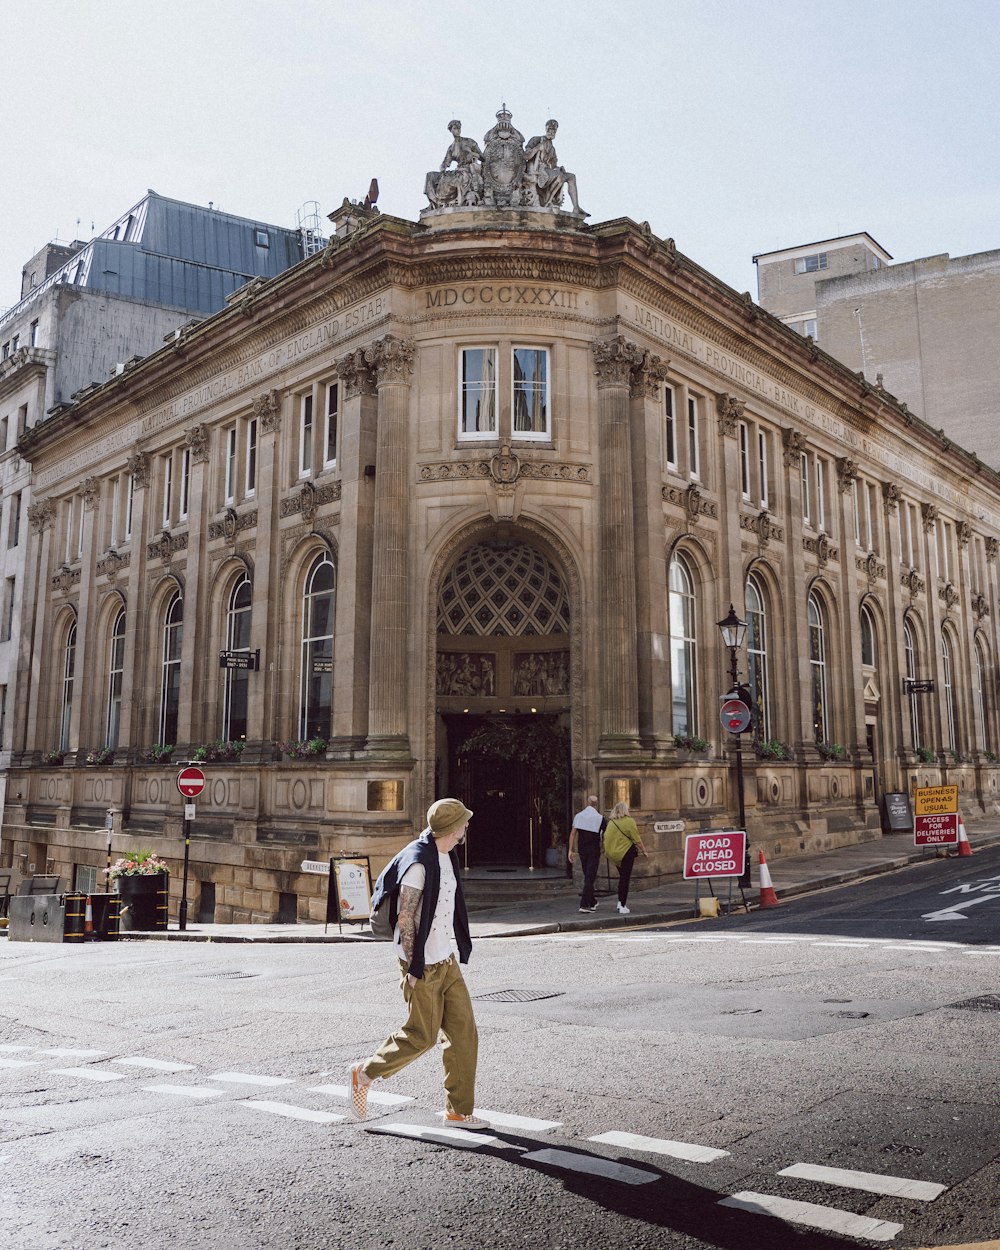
xmin=616 ymin=845 xmax=638 ymax=905
xmin=578 ymin=830 xmax=601 ymax=907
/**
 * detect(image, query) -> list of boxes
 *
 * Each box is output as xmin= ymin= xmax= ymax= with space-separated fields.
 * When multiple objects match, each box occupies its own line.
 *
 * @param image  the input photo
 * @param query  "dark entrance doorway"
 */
xmin=443 ymin=713 xmax=569 ymax=867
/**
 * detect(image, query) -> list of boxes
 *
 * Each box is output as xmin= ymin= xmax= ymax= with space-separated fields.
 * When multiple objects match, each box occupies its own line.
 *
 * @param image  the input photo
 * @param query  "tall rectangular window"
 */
xmin=664 ymin=386 xmax=676 ymax=469
xmin=179 ymin=448 xmax=191 ymax=520
xmin=0 ymin=684 xmax=6 ymax=749
xmin=225 ymin=426 xmax=237 ymax=502
xmin=2 ymin=578 xmax=14 ymax=642
xmin=757 ymin=430 xmax=769 ymax=509
xmin=324 ymin=382 xmax=339 ymax=467
xmin=162 ymin=454 xmax=174 ymax=528
xmin=125 ymin=474 xmax=135 ymax=539
xmin=801 ymin=453 xmax=811 ymax=524
xmin=245 ymin=418 xmax=258 ymax=496
xmin=512 ymin=347 xmax=549 ymax=438
xmin=8 ymin=493 xmax=20 ymax=548
xmin=815 ymin=458 xmax=827 ymax=531
xmin=687 ymin=395 xmax=700 ymax=480
xmin=110 ymin=476 xmax=121 ymax=547
xmin=299 ymin=395 xmax=313 ymax=476
xmin=29 ymin=320 xmax=39 ymax=347
xmin=459 ymin=348 xmax=497 ymax=438
xmin=738 ymin=422 xmax=751 ymax=499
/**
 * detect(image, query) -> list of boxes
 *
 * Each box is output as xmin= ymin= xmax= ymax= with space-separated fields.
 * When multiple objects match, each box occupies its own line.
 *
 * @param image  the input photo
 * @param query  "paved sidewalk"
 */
xmin=99 ymin=822 xmax=1000 ymax=944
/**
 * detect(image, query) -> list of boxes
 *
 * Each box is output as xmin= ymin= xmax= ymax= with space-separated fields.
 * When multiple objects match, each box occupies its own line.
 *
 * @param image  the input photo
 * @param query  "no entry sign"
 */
xmin=720 ymin=698 xmax=751 ymax=734
xmin=683 ymin=830 xmax=747 ymax=879
xmin=176 ymin=766 xmax=206 ymax=798
xmin=914 ymin=812 xmax=958 ymax=846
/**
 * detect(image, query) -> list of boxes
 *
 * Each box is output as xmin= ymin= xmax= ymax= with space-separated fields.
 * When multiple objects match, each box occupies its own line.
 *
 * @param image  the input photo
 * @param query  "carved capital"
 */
xmin=958 ymin=521 xmax=972 ymax=548
xmin=987 ymin=537 xmax=999 ymax=563
xmin=336 ymin=347 xmax=378 ymax=398
xmin=921 ymin=502 xmax=939 ymax=531
xmin=592 ymin=335 xmax=641 ymax=389
xmin=81 ymin=477 xmax=99 ymax=511
xmin=252 ymin=388 xmax=282 ymax=434
xmin=836 ymin=456 xmax=859 ymax=493
xmin=716 ymin=393 xmax=745 ymax=438
xmin=127 ymin=449 xmax=149 ymax=489
xmin=185 ymin=424 xmax=209 ymax=463
xmin=782 ymin=427 xmax=807 ymax=466
xmin=366 ymin=334 xmax=415 ymax=386
xmin=941 ymin=581 xmax=959 ymax=611
xmin=28 ymin=499 xmax=54 ymax=533
xmin=882 ymin=481 xmax=901 ymax=514
xmin=629 ymin=350 xmax=670 ymax=399
xmin=972 ymin=591 xmax=990 ymax=622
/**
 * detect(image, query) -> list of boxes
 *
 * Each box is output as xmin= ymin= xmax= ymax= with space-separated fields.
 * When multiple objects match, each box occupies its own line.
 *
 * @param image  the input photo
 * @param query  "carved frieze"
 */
xmin=279 ymin=482 xmax=341 ymax=520
xmin=901 ymin=567 xmax=924 ymax=598
xmin=662 ymin=483 xmax=718 ymax=520
xmin=28 ymin=500 xmax=54 ymax=533
xmin=782 ymin=427 xmax=807 ymax=467
xmin=420 ymin=458 xmax=591 ymax=483
xmin=185 ymin=424 xmax=209 ymax=463
xmin=804 ymin=533 xmax=837 ymax=567
xmin=857 ymin=551 xmax=885 ymax=589
xmin=147 ymin=530 xmax=189 ymax=564
xmin=97 ymin=549 xmax=130 ymax=582
xmin=512 ymin=650 xmax=569 ymax=696
xmin=716 ymin=393 xmax=745 ymax=438
xmin=208 ymin=508 xmax=259 ymax=541
xmin=741 ymin=510 xmax=783 ymax=547
xmin=52 ymin=565 xmax=81 ymax=593
xmin=436 ymin=652 xmax=496 ymax=697
xmin=836 ymin=456 xmax=859 ymax=493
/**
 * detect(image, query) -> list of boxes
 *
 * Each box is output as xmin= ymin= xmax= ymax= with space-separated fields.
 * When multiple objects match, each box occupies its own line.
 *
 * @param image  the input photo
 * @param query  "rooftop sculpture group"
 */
xmin=424 ymin=107 xmax=586 ymax=216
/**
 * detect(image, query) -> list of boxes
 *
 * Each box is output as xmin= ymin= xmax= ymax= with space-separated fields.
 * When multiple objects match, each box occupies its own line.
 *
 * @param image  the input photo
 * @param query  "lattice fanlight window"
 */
xmin=438 ymin=542 xmax=569 ymax=636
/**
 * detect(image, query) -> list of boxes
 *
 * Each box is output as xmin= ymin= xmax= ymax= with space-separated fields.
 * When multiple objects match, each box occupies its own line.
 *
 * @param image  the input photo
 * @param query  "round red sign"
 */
xmin=720 ymin=698 xmax=751 ymax=734
xmin=176 ymin=766 xmax=206 ymax=798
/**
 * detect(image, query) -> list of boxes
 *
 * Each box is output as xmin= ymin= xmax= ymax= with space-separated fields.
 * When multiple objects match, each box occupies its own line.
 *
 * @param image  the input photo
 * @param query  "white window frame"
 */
xmin=225 ymin=426 xmax=238 ymax=503
xmin=244 ymin=417 xmax=258 ymax=498
xmin=323 ymin=382 xmax=339 ymax=468
xmin=757 ymin=429 xmax=769 ymax=509
xmin=739 ymin=421 xmax=751 ymax=500
xmin=458 ymin=346 xmax=498 ymax=441
xmin=687 ymin=395 xmax=700 ymax=481
xmin=162 ymin=453 xmax=173 ymax=529
xmin=298 ymin=394 xmax=314 ymax=477
xmin=664 ymin=385 xmax=677 ymax=470
xmin=511 ymin=346 xmax=550 ymax=441
xmin=179 ymin=448 xmax=191 ymax=521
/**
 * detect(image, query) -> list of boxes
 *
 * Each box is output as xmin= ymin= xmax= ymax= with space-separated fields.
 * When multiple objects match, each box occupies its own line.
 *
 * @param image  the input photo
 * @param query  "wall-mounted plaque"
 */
xmin=604 ymin=778 xmax=641 ymax=810
xmin=367 ymin=780 xmax=405 ymax=811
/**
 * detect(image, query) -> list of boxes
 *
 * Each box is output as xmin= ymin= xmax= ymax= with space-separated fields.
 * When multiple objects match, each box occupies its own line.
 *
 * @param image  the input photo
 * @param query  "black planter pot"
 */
xmin=117 ymin=874 xmax=169 ymax=931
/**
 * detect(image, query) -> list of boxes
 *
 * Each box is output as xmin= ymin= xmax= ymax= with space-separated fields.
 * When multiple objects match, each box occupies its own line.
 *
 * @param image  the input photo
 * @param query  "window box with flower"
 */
xmin=815 ymin=742 xmax=846 ymax=762
xmin=42 ymin=750 xmax=65 ymax=766
xmin=85 ymin=747 xmax=115 ymax=766
xmin=192 ymin=740 xmax=244 ymax=763
xmin=140 ymin=744 xmax=176 ymax=764
xmin=754 ymin=738 xmax=792 ymax=762
xmin=277 ymin=737 xmax=328 ymax=760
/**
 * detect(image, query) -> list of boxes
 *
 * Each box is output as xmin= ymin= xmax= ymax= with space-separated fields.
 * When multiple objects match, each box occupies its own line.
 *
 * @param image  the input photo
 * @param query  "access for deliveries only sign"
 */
xmin=683 ymin=831 xmax=747 ymax=879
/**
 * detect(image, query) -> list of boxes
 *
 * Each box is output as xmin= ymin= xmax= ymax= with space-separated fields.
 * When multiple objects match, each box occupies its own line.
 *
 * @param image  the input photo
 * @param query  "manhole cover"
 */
xmin=474 ymin=989 xmax=564 ymax=1003
xmin=882 ymin=1141 xmax=925 ymax=1157
xmin=951 ymin=994 xmax=1000 ymax=1012
xmin=198 ymin=971 xmax=257 ymax=980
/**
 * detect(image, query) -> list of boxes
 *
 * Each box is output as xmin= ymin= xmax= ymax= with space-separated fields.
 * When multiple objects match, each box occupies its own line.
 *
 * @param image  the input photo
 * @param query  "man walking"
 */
xmin=350 ymin=798 xmax=488 ymax=1130
xmin=568 ymin=794 xmax=605 ymax=913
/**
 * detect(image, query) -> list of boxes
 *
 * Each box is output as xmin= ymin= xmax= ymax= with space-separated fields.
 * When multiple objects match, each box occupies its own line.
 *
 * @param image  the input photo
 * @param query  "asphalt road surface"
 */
xmin=2 ymin=848 xmax=999 ymax=1250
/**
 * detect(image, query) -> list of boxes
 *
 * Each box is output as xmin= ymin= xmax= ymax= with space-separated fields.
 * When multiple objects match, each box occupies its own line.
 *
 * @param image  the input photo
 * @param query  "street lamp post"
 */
xmin=717 ymin=605 xmax=750 ymax=883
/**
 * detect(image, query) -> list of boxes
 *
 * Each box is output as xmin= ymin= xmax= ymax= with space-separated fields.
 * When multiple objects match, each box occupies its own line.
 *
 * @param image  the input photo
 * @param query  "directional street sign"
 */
xmin=176 ymin=766 xmax=206 ymax=798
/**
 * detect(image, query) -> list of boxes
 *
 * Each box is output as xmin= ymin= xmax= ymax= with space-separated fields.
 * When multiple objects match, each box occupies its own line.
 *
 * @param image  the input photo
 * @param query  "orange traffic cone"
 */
xmin=957 ymin=818 xmax=973 ymax=857
xmin=757 ymin=849 xmax=780 ymax=908
xmin=84 ymin=895 xmax=94 ymax=936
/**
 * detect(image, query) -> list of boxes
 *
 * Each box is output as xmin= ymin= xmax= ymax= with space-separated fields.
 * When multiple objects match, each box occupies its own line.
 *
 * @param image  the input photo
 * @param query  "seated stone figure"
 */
xmin=522 ymin=119 xmax=585 ymax=215
xmin=425 ymin=120 xmax=484 ymax=208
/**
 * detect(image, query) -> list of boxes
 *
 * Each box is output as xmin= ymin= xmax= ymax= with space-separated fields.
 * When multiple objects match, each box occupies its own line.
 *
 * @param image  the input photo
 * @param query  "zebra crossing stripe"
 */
xmin=51 ymin=1068 xmax=125 ymax=1083
xmin=719 ymin=1191 xmax=903 ymax=1241
xmin=207 ymin=1072 xmax=295 ymax=1086
xmin=366 ymin=1122 xmax=496 ymax=1147
xmin=0 ymin=1058 xmax=37 ymax=1069
xmin=40 ymin=1048 xmax=106 ymax=1058
xmin=243 ymin=1101 xmax=345 ymax=1123
xmin=309 ymin=1083 xmax=413 ymax=1107
xmin=589 ymin=1130 xmax=729 ymax=1163
xmin=472 ymin=1109 xmax=562 ymax=1132
xmin=111 ymin=1057 xmax=195 ymax=1072
xmin=778 ymin=1161 xmax=946 ymax=1201
xmin=141 ymin=1084 xmax=225 ymax=1098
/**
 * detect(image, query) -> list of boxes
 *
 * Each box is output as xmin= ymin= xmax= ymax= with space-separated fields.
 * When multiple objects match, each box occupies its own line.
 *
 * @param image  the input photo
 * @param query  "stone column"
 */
xmin=177 ymin=423 xmax=210 ymax=748
xmin=832 ymin=456 xmax=864 ymax=758
xmin=629 ymin=350 xmax=670 ymax=749
xmin=880 ymin=481 xmax=906 ymax=787
xmin=332 ymin=349 xmax=378 ymax=756
xmin=592 ymin=335 xmax=641 ymax=756
xmin=365 ymin=335 xmax=415 ymax=758
xmin=21 ymin=499 xmax=55 ymax=754
xmin=116 ymin=450 xmax=150 ymax=753
xmin=244 ymin=392 xmax=279 ymax=762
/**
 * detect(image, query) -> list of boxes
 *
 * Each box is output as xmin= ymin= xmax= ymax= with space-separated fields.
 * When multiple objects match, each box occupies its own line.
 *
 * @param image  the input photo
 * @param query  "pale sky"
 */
xmin=2 ymin=0 xmax=997 ymax=315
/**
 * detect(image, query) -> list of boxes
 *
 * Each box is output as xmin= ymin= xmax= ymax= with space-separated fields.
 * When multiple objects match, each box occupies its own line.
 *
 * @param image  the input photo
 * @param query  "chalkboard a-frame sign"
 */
xmin=882 ymin=792 xmax=912 ymax=832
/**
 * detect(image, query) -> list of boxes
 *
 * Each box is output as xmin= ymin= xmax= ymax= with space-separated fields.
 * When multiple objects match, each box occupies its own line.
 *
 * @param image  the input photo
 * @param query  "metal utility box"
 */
xmin=8 ymin=894 xmax=67 ymax=942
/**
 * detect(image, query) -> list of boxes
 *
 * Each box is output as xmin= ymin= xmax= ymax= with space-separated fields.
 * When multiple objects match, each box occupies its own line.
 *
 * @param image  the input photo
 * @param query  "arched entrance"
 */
xmin=435 ymin=537 xmax=571 ymax=866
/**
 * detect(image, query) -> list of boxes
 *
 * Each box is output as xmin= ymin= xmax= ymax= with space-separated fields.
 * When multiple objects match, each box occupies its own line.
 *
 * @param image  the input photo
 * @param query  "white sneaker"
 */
xmin=617 ymin=903 xmax=630 ymax=915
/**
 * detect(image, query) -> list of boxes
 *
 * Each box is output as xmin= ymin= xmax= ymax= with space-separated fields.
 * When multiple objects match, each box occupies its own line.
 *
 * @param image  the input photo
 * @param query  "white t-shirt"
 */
xmin=392 ymin=851 xmax=459 ymax=967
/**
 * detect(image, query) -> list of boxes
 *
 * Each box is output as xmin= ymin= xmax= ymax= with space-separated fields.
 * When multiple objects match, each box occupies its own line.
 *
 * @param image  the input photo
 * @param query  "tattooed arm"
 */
xmin=397 ymin=883 xmax=422 ymax=985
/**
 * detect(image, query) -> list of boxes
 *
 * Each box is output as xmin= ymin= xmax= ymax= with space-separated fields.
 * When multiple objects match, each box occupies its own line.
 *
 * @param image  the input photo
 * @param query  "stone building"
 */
xmin=4 ymin=112 xmax=999 ymax=921
xmin=754 ymin=233 xmax=1000 ymax=469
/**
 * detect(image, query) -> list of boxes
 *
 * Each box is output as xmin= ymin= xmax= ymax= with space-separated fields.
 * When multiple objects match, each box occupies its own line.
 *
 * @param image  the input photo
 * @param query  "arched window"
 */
xmin=941 ymin=630 xmax=958 ymax=752
xmin=903 ymin=618 xmax=922 ymax=750
xmin=299 ymin=553 xmax=335 ymax=740
xmin=668 ymin=554 xmax=698 ymax=736
xmin=745 ymin=574 xmax=771 ymax=740
xmin=808 ymin=592 xmax=828 ymax=743
xmin=223 ymin=575 xmax=252 ymax=743
xmin=106 ymin=608 xmax=126 ymax=749
xmin=159 ymin=593 xmax=183 ymax=746
xmin=60 ymin=621 xmax=76 ymax=753
xmin=860 ymin=604 xmax=877 ymax=669
xmin=973 ymin=638 xmax=989 ymax=753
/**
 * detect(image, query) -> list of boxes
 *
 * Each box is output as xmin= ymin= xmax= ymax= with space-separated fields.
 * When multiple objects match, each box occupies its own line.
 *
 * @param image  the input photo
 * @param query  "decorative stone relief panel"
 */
xmin=97 ymin=550 xmax=130 ymax=582
xmin=208 ymin=509 xmax=259 ymax=542
xmin=741 ymin=511 xmax=783 ymax=547
xmin=147 ymin=531 xmax=189 ymax=563
xmin=436 ymin=653 xmax=496 ymax=697
xmin=52 ymin=566 xmax=81 ymax=593
xmin=803 ymin=533 xmax=838 ymax=566
xmin=662 ymin=483 xmax=718 ymax=521
xmin=420 ymin=459 xmax=590 ymax=483
xmin=901 ymin=568 xmax=925 ymax=600
xmin=279 ymin=482 xmax=341 ymax=521
xmin=856 ymin=552 xmax=886 ymax=588
xmin=512 ymin=650 xmax=569 ymax=696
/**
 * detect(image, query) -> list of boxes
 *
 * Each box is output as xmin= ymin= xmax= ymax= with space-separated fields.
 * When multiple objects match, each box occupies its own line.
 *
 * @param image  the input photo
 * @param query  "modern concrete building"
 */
xmin=0 ymin=193 xmax=313 ymax=859
xmin=4 ymin=113 xmax=999 ymax=921
xmin=754 ymin=234 xmax=1000 ymax=469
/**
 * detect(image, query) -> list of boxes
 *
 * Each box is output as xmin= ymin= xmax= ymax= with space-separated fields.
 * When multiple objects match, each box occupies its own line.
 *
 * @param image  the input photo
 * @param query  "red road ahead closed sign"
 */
xmin=914 ymin=812 xmax=958 ymax=846
xmin=176 ymin=766 xmax=206 ymax=798
xmin=683 ymin=830 xmax=747 ymax=879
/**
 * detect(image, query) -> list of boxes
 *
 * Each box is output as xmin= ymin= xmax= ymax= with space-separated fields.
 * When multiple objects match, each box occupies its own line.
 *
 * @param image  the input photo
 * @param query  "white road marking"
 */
xmin=924 ymin=894 xmax=1000 ymax=922
xmin=607 ymin=937 xmax=655 ymax=943
xmin=50 ymin=1067 xmax=126 ymax=1083
xmin=589 ymin=1130 xmax=729 ymax=1163
xmin=523 ymin=1147 xmax=658 ymax=1185
xmin=811 ymin=941 xmax=871 ymax=948
xmin=719 ymin=1191 xmax=903 ymax=1241
xmin=366 ymin=1122 xmax=497 ymax=1147
xmin=0 ymin=1044 xmax=34 ymax=1052
xmin=40 ymin=1048 xmax=106 ymax=1058
xmin=0 ymin=1058 xmax=37 ymax=1069
xmin=141 ymin=1084 xmax=225 ymax=1098
xmin=243 ymin=1100 xmax=345 ymax=1123
xmin=207 ymin=1071 xmax=294 ymax=1087
xmin=473 ymin=1109 xmax=562 ymax=1132
xmin=310 ymin=1083 xmax=413 ymax=1106
xmin=110 ymin=1057 xmax=195 ymax=1072
xmin=778 ymin=1161 xmax=946 ymax=1201
xmin=884 ymin=945 xmax=946 ymax=953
